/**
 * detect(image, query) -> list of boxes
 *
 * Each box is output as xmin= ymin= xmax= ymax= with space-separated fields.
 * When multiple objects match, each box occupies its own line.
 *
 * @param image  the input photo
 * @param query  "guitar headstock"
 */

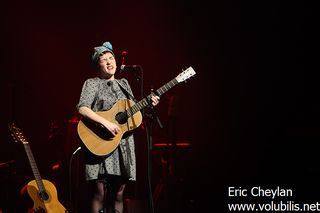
xmin=176 ymin=66 xmax=196 ymax=83
xmin=8 ymin=123 xmax=28 ymax=144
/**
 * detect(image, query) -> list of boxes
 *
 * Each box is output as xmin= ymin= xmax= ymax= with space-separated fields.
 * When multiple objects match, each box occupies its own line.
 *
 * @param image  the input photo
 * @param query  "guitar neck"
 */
xmin=23 ymin=143 xmax=46 ymax=193
xmin=126 ymin=78 xmax=179 ymax=117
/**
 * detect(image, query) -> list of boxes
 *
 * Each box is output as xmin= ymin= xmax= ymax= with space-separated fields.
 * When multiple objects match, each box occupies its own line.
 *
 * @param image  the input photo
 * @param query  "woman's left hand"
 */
xmin=151 ymin=95 xmax=160 ymax=106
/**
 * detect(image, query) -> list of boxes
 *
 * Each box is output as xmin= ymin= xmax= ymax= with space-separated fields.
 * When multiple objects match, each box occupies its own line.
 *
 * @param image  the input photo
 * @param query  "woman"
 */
xmin=77 ymin=41 xmax=159 ymax=213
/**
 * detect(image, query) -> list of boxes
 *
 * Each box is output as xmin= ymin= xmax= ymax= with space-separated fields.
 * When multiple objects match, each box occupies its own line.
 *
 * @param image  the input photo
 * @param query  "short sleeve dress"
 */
xmin=77 ymin=77 xmax=136 ymax=181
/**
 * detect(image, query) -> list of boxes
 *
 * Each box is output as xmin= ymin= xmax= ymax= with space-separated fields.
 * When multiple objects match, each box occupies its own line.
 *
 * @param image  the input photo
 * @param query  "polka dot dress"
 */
xmin=77 ymin=77 xmax=136 ymax=181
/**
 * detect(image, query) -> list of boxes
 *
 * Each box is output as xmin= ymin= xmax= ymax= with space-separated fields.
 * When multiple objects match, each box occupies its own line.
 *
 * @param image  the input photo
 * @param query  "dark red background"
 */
xmin=1 ymin=1 xmax=319 ymax=212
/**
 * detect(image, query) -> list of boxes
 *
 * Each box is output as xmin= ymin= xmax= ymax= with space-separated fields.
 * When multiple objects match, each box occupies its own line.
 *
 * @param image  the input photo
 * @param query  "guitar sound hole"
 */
xmin=115 ymin=112 xmax=128 ymax=125
xmin=39 ymin=191 xmax=49 ymax=201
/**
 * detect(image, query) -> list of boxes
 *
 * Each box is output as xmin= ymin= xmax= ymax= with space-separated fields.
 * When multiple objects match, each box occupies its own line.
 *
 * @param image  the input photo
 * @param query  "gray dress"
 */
xmin=77 ymin=77 xmax=136 ymax=181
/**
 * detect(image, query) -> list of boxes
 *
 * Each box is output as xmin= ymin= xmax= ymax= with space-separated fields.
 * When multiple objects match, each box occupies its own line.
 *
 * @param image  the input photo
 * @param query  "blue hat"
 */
xmin=92 ymin=41 xmax=115 ymax=63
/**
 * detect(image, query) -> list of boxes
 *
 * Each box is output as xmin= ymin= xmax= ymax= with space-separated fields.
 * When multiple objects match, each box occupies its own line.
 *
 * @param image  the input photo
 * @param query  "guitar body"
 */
xmin=27 ymin=179 xmax=67 ymax=213
xmin=77 ymin=99 xmax=143 ymax=156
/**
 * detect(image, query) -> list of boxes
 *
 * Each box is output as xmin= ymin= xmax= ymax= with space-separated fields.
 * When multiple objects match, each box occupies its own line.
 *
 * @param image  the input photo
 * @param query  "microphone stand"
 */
xmin=136 ymin=66 xmax=163 ymax=213
xmin=122 ymin=64 xmax=163 ymax=213
xmin=144 ymin=102 xmax=163 ymax=213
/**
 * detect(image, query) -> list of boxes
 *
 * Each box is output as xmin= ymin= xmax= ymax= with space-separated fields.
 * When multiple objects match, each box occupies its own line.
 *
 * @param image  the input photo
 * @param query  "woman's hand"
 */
xmin=79 ymin=106 xmax=120 ymax=136
xmin=102 ymin=120 xmax=120 ymax=136
xmin=151 ymin=95 xmax=160 ymax=106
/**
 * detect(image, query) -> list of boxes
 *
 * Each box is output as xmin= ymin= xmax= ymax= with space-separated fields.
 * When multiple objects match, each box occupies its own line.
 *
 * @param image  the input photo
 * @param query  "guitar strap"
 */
xmin=115 ymin=79 xmax=137 ymax=102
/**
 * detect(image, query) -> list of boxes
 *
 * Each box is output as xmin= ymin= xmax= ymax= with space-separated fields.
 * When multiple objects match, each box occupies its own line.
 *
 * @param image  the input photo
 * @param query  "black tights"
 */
xmin=90 ymin=177 xmax=126 ymax=213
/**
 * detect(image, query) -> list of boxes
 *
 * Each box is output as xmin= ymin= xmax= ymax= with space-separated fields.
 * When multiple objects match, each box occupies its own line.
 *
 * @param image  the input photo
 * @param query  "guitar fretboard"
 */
xmin=23 ymin=143 xmax=46 ymax=193
xmin=126 ymin=78 xmax=179 ymax=117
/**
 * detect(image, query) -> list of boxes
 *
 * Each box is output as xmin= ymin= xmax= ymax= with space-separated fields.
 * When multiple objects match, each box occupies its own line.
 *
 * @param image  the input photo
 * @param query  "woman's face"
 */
xmin=98 ymin=52 xmax=117 ymax=79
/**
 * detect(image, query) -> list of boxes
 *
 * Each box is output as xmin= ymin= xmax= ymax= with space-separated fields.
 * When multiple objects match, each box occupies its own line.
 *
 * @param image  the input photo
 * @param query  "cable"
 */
xmin=68 ymin=146 xmax=81 ymax=209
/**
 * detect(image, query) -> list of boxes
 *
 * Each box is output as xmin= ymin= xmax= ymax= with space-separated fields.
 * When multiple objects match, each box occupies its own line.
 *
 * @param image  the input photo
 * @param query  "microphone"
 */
xmin=120 ymin=64 xmax=140 ymax=72
xmin=121 ymin=50 xmax=128 ymax=65
xmin=120 ymin=50 xmax=141 ymax=72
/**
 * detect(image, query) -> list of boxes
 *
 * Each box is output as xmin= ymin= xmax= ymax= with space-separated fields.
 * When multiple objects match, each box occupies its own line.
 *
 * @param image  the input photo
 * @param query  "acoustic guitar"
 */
xmin=8 ymin=123 xmax=68 ymax=213
xmin=77 ymin=66 xmax=196 ymax=156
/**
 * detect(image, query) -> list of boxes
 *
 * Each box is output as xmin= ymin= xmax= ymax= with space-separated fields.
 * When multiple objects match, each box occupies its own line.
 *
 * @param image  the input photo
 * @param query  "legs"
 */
xmin=90 ymin=178 xmax=127 ymax=213
xmin=91 ymin=181 xmax=105 ymax=213
xmin=114 ymin=184 xmax=126 ymax=213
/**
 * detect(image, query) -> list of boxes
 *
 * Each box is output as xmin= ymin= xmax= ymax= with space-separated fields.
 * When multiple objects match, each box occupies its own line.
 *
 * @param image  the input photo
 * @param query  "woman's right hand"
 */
xmin=78 ymin=106 xmax=120 ymax=136
xmin=102 ymin=120 xmax=120 ymax=136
